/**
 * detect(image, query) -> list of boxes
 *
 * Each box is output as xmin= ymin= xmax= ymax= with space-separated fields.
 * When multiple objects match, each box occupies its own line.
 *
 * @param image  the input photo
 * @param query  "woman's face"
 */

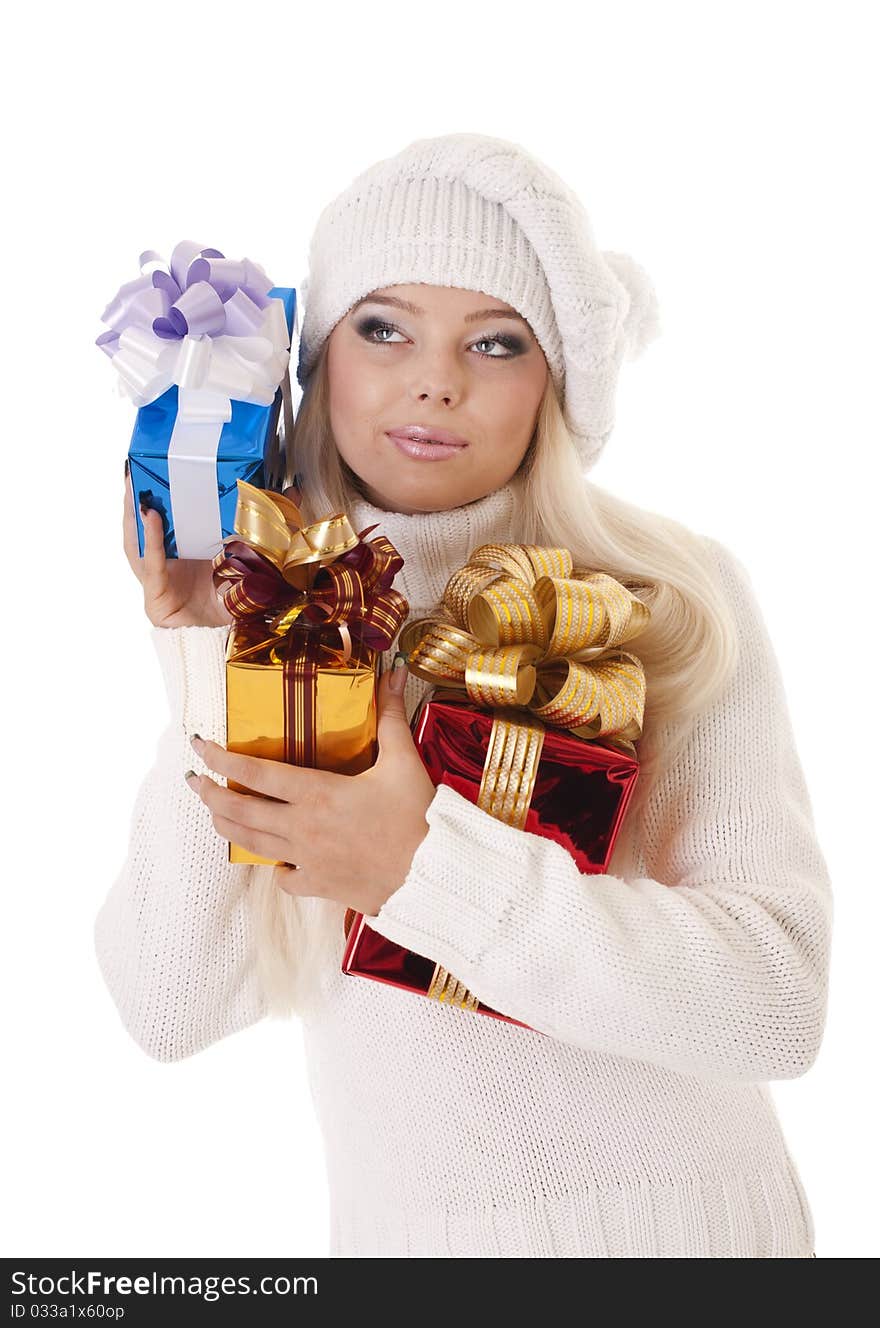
xmin=325 ymin=283 xmax=549 ymax=513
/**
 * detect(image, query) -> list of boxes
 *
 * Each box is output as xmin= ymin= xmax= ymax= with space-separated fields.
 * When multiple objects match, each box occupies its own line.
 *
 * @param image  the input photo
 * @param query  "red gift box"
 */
xmin=342 ymin=686 xmax=641 ymax=1029
xmin=340 ymin=541 xmax=651 ymax=1029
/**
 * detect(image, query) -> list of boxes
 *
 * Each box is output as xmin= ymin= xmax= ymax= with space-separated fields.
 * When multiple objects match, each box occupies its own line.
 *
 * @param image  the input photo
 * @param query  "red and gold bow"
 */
xmin=212 ymin=479 xmax=409 ymax=664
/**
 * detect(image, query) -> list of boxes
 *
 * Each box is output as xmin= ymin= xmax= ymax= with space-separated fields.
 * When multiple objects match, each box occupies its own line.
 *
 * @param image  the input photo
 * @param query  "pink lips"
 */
xmin=386 ymin=425 xmax=470 ymax=462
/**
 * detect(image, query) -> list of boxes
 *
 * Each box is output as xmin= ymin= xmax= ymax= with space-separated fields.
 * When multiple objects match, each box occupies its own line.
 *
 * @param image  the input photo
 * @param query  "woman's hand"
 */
xmin=123 ymin=466 xmax=302 ymax=630
xmin=184 ymin=659 xmax=436 ymax=917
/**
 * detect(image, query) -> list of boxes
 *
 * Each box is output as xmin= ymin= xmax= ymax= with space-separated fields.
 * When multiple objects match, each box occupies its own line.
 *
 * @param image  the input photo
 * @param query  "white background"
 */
xmin=3 ymin=0 xmax=876 ymax=1260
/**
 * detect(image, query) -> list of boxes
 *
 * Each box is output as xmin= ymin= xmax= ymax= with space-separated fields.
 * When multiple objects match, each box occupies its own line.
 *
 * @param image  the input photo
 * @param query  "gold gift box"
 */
xmin=225 ymin=628 xmax=380 ymax=865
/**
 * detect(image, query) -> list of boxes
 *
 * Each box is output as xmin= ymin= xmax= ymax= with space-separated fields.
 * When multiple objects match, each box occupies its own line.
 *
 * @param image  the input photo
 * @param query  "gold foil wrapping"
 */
xmin=225 ymin=632 xmax=379 ymax=865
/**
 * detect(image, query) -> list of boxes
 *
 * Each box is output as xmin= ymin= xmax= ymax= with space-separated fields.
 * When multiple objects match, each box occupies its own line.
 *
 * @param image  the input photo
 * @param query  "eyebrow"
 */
xmin=350 ymin=293 xmax=530 ymax=326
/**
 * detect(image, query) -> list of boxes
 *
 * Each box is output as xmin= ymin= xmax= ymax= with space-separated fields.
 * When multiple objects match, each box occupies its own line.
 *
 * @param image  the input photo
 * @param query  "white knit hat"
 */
xmin=296 ymin=132 xmax=661 ymax=473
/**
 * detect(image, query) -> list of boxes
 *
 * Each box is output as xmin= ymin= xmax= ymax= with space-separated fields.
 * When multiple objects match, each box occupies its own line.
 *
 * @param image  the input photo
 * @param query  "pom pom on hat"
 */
xmin=297 ymin=133 xmax=660 ymax=473
xmin=602 ymin=251 xmax=663 ymax=362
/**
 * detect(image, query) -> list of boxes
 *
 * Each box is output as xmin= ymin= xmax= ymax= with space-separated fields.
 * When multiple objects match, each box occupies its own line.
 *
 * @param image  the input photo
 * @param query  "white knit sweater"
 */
xmin=93 ymin=480 xmax=831 ymax=1258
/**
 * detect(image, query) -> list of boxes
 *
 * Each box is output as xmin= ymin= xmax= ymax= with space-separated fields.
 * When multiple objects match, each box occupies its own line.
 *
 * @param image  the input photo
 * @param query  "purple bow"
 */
xmin=95 ymin=241 xmax=291 ymax=412
xmin=96 ymin=240 xmax=278 ymax=358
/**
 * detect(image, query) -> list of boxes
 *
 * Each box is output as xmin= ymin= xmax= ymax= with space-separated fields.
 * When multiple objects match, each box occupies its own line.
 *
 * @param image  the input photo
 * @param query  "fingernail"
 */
xmin=190 ymin=733 xmax=204 ymax=751
xmin=389 ymin=652 xmax=408 ymax=692
xmin=124 ymin=456 xmax=130 ymax=478
xmin=184 ymin=769 xmax=199 ymax=787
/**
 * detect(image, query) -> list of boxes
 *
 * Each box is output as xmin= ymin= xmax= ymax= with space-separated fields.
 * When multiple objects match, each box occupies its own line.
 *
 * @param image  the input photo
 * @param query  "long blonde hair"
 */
xmin=248 ymin=340 xmax=740 ymax=1019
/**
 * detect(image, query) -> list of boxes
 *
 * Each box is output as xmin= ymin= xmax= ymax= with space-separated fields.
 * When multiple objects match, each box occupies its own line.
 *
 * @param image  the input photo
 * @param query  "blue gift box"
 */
xmin=126 ymin=286 xmax=297 ymax=560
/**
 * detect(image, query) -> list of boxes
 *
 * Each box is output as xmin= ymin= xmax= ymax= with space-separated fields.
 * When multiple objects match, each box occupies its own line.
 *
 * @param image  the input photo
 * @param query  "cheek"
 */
xmin=477 ymin=364 xmax=546 ymax=447
xmin=327 ymin=343 xmax=390 ymax=437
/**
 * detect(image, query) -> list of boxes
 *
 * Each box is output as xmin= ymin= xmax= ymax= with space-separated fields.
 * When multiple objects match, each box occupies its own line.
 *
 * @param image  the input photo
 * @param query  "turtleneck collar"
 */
xmin=347 ymin=480 xmax=518 ymax=615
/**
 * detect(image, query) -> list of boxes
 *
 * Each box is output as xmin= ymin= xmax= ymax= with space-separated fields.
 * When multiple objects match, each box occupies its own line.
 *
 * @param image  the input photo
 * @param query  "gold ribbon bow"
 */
xmin=396 ymin=541 xmax=651 ymax=1011
xmin=232 ymin=477 xmax=362 ymax=578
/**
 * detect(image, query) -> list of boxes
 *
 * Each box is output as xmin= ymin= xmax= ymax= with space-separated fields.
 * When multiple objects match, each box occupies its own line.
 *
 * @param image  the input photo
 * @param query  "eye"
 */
xmin=355 ymin=317 xmax=408 ymax=345
xmin=470 ymin=333 xmax=525 ymax=360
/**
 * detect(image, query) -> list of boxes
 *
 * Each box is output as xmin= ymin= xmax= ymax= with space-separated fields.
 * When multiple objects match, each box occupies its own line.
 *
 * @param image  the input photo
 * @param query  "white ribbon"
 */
xmin=166 ymin=411 xmax=229 ymax=559
xmin=111 ymin=293 xmax=291 ymax=412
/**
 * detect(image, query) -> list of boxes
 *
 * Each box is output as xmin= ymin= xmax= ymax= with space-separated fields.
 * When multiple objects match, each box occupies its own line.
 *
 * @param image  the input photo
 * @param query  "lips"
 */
xmin=385 ymin=425 xmax=469 ymax=448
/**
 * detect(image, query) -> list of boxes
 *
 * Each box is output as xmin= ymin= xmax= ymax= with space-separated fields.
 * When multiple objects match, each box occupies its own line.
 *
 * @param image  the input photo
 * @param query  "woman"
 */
xmin=95 ymin=132 xmax=831 ymax=1258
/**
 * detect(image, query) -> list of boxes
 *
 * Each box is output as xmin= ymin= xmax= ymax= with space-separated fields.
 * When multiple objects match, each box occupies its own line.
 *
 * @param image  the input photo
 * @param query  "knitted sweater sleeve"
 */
xmin=367 ymin=537 xmax=833 ymax=1084
xmin=93 ymin=624 xmax=267 ymax=1062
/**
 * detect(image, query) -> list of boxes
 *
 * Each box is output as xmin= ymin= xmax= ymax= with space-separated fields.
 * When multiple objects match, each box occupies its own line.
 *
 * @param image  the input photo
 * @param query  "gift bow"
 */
xmin=398 ymin=541 xmax=651 ymax=758
xmin=95 ymin=239 xmax=291 ymax=423
xmin=212 ymin=479 xmax=410 ymax=666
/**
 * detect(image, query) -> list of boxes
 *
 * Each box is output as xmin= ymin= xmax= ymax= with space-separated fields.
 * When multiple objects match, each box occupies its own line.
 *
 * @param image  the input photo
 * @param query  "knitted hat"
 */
xmin=296 ymin=132 xmax=661 ymax=473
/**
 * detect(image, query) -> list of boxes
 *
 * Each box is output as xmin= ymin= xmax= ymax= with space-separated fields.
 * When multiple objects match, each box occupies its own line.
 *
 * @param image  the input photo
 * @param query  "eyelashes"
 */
xmin=353 ymin=316 xmax=527 ymax=360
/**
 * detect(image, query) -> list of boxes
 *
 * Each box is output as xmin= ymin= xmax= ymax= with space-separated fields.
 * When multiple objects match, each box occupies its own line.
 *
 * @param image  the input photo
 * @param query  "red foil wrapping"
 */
xmin=341 ymin=687 xmax=639 ymax=1030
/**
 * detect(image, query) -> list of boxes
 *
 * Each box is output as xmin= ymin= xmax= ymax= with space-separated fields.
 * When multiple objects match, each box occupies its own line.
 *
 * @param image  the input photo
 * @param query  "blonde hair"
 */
xmin=248 ymin=339 xmax=740 ymax=1019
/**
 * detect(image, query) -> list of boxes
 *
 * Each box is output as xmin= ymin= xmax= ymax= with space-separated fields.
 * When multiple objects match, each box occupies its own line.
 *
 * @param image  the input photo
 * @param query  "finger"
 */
xmin=272 ymin=864 xmax=312 ymax=898
xmin=191 ymin=736 xmax=322 ymax=803
xmin=141 ymin=502 xmax=168 ymax=597
xmin=192 ymin=774 xmax=289 ymax=838
xmin=122 ymin=476 xmax=143 ymax=581
xmin=209 ymin=811 xmax=293 ymax=863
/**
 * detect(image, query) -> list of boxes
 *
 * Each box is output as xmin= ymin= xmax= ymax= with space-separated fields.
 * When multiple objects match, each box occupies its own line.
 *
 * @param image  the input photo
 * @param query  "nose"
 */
xmin=408 ymin=348 xmax=463 ymax=408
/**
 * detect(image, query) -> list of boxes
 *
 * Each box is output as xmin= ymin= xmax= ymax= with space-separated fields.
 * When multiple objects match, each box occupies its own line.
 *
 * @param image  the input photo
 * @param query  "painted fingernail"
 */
xmin=124 ymin=457 xmax=130 ymax=478
xmin=184 ymin=769 xmax=199 ymax=787
xmin=389 ymin=651 xmax=408 ymax=692
xmin=190 ymin=733 xmax=204 ymax=752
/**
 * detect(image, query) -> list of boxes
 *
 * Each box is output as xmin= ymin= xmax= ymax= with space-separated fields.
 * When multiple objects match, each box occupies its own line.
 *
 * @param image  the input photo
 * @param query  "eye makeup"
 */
xmin=352 ymin=315 xmax=529 ymax=360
